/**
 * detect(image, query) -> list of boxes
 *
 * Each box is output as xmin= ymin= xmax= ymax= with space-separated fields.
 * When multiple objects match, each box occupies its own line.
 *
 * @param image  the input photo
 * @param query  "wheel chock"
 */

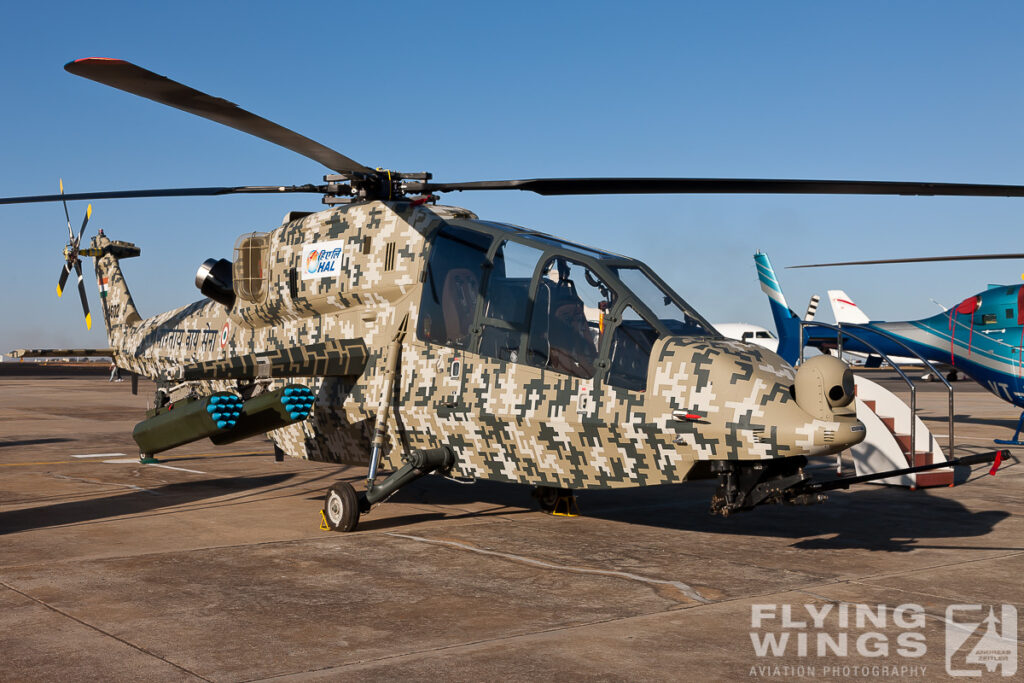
xmin=318 ymin=509 xmax=331 ymax=531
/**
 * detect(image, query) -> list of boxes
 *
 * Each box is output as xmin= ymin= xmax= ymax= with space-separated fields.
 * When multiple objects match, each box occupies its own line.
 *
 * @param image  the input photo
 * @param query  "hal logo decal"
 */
xmin=302 ymin=240 xmax=345 ymax=280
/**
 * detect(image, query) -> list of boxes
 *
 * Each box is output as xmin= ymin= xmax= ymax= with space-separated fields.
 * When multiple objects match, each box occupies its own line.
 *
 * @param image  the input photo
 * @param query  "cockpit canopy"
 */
xmin=417 ymin=219 xmax=717 ymax=391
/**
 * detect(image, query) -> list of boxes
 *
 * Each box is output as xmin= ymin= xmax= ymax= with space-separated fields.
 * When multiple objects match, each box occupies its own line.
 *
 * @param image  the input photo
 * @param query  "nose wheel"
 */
xmin=323 ymin=482 xmax=360 ymax=532
xmin=321 ymin=447 xmax=456 ymax=532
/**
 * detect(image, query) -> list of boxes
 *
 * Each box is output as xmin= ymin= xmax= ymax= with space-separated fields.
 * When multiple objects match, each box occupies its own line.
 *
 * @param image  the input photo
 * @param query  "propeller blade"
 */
xmin=60 ymin=178 xmax=73 ymax=240
xmin=74 ymin=203 xmax=92 ymax=247
xmin=73 ymin=260 xmax=91 ymax=330
xmin=788 ymin=253 xmax=1024 ymax=268
xmin=65 ymin=58 xmax=373 ymax=176
xmin=0 ymin=184 xmax=325 ymax=205
xmin=413 ymin=177 xmax=1024 ymax=198
xmin=57 ymin=261 xmax=71 ymax=298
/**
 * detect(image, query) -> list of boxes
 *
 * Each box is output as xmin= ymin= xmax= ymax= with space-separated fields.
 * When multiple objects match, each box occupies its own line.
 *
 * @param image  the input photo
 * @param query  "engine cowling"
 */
xmin=195 ymin=258 xmax=235 ymax=308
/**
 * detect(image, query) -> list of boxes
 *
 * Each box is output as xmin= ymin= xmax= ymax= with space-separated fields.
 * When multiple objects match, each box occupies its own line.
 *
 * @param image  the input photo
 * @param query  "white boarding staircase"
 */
xmin=852 ymin=374 xmax=954 ymax=488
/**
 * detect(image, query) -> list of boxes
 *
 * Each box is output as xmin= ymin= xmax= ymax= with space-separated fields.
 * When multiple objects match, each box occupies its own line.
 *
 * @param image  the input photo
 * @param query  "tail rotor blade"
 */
xmin=75 ymin=204 xmax=92 ymax=248
xmin=73 ymin=260 xmax=91 ymax=330
xmin=57 ymin=261 xmax=71 ymax=298
xmin=60 ymin=179 xmax=73 ymax=240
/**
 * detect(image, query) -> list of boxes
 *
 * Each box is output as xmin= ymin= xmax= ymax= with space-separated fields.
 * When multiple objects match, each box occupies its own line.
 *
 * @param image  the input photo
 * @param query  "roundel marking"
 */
xmin=220 ymin=321 xmax=231 ymax=350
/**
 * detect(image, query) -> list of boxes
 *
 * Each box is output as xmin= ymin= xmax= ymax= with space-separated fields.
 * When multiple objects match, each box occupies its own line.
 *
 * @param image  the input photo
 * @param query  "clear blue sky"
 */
xmin=3 ymin=1 xmax=1024 ymax=353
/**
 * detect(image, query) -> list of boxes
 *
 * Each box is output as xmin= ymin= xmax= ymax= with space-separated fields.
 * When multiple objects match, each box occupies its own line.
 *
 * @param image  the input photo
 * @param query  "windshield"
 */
xmin=612 ymin=267 xmax=716 ymax=337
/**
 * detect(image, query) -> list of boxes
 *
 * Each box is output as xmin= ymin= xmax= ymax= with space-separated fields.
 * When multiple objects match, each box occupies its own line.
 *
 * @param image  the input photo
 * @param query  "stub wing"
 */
xmin=171 ymin=338 xmax=368 ymax=381
xmin=9 ymin=348 xmax=114 ymax=358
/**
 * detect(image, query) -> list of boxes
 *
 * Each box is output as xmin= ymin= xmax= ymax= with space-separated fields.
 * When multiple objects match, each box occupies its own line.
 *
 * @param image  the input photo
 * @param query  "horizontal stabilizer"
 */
xmin=9 ymin=348 xmax=114 ymax=358
xmin=174 ymin=339 xmax=368 ymax=380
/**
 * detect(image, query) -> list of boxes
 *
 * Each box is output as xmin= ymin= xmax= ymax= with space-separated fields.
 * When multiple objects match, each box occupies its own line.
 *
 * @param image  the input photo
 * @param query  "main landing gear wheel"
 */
xmin=532 ymin=486 xmax=578 ymax=516
xmin=323 ymin=481 xmax=360 ymax=532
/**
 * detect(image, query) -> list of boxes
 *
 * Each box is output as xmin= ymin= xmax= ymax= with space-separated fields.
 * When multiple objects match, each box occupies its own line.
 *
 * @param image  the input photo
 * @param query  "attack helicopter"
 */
xmin=1 ymin=59 xmax=1008 ymax=531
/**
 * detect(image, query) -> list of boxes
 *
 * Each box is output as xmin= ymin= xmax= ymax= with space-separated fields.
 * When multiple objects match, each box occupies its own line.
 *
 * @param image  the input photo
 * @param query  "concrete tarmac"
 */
xmin=1 ymin=371 xmax=1021 ymax=681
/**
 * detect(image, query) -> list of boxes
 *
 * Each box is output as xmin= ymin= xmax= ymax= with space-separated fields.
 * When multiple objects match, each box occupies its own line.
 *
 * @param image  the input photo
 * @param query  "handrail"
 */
xmin=837 ymin=322 xmax=956 ymax=459
xmin=798 ymin=321 xmax=956 ymax=463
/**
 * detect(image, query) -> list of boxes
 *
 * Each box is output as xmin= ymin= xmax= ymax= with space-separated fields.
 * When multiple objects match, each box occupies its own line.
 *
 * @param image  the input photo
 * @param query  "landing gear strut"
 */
xmin=709 ymin=457 xmax=824 ymax=516
xmin=995 ymin=411 xmax=1024 ymax=446
xmin=321 ymin=446 xmax=454 ymax=532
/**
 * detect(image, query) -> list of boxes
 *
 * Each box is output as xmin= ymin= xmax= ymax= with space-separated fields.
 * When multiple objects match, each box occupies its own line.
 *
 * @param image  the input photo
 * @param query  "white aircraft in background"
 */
xmin=717 ymin=294 xmax=820 ymax=353
xmin=714 ymin=323 xmax=779 ymax=352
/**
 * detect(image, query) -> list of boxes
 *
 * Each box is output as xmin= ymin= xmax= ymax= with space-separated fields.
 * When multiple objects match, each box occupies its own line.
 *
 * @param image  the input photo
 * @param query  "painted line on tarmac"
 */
xmin=149 ymin=463 xmax=206 ymax=474
xmin=50 ymin=473 xmax=159 ymax=494
xmin=99 ymin=458 xmax=206 ymax=474
xmin=386 ymin=532 xmax=711 ymax=604
xmin=70 ymin=453 xmax=126 ymax=459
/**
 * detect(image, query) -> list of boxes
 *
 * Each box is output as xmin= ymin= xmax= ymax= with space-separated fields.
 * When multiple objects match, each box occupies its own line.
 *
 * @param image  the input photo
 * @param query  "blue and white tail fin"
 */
xmin=754 ymin=252 xmax=801 ymax=364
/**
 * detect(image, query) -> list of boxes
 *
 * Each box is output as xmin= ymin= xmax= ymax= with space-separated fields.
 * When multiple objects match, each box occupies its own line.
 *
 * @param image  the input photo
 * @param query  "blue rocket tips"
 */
xmin=207 ymin=392 xmax=243 ymax=429
xmin=281 ymin=385 xmax=316 ymax=421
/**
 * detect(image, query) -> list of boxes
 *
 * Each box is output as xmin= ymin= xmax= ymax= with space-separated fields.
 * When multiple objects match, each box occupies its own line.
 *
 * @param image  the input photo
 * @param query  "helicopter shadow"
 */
xmin=948 ymin=413 xmax=1023 ymax=433
xmin=576 ymin=480 xmax=1014 ymax=552
xmin=369 ymin=475 xmax=1014 ymax=553
xmin=0 ymin=437 xmax=74 ymax=448
xmin=0 ymin=473 xmax=296 ymax=535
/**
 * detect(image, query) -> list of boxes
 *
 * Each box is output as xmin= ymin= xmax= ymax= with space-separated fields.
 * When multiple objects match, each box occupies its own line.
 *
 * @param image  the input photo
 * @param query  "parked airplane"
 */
xmin=758 ymin=252 xmax=1024 ymax=443
xmin=714 ymin=323 xmax=779 ymax=352
xmin=827 ymin=290 xmax=961 ymax=379
xmin=717 ymin=292 xmax=819 ymax=354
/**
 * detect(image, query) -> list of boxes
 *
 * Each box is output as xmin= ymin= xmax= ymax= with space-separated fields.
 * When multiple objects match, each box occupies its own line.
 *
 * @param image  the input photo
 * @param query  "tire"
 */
xmin=533 ymin=485 xmax=565 ymax=513
xmin=323 ymin=482 xmax=360 ymax=532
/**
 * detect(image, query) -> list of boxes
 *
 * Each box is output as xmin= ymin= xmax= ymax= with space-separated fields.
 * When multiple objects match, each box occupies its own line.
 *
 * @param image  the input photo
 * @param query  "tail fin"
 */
xmin=827 ymin=289 xmax=871 ymax=324
xmin=754 ymin=252 xmax=801 ymax=364
xmin=89 ymin=233 xmax=142 ymax=351
xmin=804 ymin=294 xmax=820 ymax=321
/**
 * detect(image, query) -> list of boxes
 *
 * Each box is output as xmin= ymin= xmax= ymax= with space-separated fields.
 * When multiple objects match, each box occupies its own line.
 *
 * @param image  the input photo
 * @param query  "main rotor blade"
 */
xmin=789 ymin=253 xmax=1024 ymax=268
xmin=64 ymin=58 xmax=373 ymax=176
xmin=414 ymin=177 xmax=1024 ymax=197
xmin=73 ymin=260 xmax=91 ymax=330
xmin=0 ymin=185 xmax=325 ymax=205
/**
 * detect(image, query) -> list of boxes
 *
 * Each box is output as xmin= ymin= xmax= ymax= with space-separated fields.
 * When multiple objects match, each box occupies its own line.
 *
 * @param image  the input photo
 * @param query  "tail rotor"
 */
xmin=55 ymin=180 xmax=93 ymax=330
